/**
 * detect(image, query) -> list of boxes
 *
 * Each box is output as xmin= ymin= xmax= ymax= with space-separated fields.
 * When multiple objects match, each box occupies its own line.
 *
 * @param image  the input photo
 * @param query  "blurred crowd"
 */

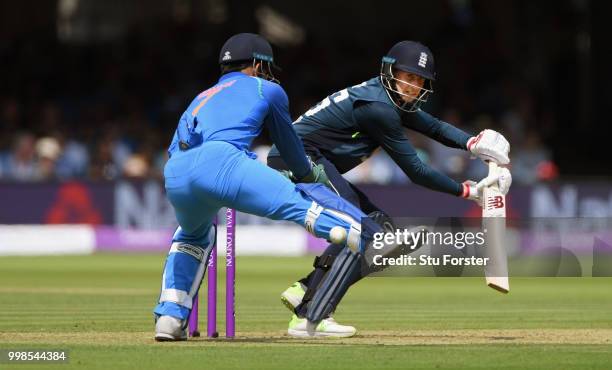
xmin=0 ymin=97 xmax=166 ymax=181
xmin=0 ymin=1 xmax=566 ymax=185
xmin=0 ymin=95 xmax=556 ymax=185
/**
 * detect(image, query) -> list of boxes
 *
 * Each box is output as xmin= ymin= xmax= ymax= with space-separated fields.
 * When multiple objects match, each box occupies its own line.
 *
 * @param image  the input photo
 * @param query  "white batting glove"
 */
xmin=487 ymin=166 xmax=512 ymax=195
xmin=461 ymin=180 xmax=481 ymax=204
xmin=467 ymin=129 xmax=510 ymax=165
xmin=461 ymin=167 xmax=512 ymax=205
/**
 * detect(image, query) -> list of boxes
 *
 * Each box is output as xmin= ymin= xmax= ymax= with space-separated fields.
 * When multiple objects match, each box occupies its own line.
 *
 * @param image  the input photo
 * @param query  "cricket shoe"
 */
xmin=280 ymin=282 xmax=306 ymax=312
xmin=154 ymin=315 xmax=188 ymax=341
xmin=287 ymin=315 xmax=357 ymax=338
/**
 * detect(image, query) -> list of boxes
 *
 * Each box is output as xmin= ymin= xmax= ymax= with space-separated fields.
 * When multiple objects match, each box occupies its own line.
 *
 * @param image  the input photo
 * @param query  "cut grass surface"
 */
xmin=0 ymin=254 xmax=610 ymax=369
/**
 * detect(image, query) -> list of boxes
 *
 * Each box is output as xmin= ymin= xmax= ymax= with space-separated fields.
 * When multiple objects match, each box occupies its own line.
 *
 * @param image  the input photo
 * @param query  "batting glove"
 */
xmin=461 ymin=167 xmax=512 ymax=205
xmin=467 ymin=129 xmax=511 ymax=165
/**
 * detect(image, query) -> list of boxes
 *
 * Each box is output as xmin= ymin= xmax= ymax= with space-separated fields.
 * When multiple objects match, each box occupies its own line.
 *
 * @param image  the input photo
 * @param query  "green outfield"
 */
xmin=0 ymin=254 xmax=610 ymax=369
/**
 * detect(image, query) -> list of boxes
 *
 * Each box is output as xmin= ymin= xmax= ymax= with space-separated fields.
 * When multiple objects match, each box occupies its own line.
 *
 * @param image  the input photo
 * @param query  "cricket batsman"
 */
xmin=267 ymin=41 xmax=513 ymax=337
xmin=154 ymin=33 xmax=383 ymax=341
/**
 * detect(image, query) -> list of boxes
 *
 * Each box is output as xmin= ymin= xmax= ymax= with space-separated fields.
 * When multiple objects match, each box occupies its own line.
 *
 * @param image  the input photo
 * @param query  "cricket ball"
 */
xmin=330 ymin=226 xmax=347 ymax=244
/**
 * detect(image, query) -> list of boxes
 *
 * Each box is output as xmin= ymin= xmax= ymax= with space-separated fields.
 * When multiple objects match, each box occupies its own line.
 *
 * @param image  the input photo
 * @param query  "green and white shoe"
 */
xmin=287 ymin=315 xmax=357 ymax=338
xmin=280 ymin=282 xmax=306 ymax=312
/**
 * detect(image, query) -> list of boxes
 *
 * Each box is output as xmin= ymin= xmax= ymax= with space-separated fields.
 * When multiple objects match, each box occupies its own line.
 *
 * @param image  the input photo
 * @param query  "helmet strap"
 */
xmin=252 ymin=59 xmax=279 ymax=83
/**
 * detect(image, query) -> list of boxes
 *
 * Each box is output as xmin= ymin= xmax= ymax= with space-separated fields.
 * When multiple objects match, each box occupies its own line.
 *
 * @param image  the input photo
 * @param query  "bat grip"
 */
xmin=477 ymin=161 xmax=500 ymax=190
xmin=488 ymin=161 xmax=499 ymax=174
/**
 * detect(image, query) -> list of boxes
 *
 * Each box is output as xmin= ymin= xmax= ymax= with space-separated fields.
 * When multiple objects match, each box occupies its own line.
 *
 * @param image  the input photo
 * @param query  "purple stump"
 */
xmin=188 ymin=293 xmax=199 ymax=337
xmin=207 ymin=242 xmax=218 ymax=337
xmin=226 ymin=208 xmax=236 ymax=338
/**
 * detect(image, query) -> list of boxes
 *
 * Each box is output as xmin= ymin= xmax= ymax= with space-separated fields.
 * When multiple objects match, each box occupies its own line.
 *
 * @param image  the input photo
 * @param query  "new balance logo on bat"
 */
xmin=486 ymin=196 xmax=505 ymax=210
xmin=418 ymin=52 xmax=428 ymax=68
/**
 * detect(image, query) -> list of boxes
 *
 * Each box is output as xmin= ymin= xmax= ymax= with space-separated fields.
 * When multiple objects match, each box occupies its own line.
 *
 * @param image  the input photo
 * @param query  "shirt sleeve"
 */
xmin=404 ymin=109 xmax=472 ymax=150
xmin=355 ymin=101 xmax=463 ymax=196
xmin=262 ymin=82 xmax=310 ymax=179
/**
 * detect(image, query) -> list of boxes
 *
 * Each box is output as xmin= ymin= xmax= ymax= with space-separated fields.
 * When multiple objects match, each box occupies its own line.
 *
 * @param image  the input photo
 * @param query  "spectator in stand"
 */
xmin=512 ymin=129 xmax=557 ymax=184
xmin=3 ymin=133 xmax=39 ymax=182
xmin=35 ymin=136 xmax=62 ymax=181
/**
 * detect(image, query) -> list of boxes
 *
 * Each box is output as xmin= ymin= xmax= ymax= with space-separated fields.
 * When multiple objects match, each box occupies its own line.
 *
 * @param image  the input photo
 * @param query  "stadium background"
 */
xmin=0 ymin=0 xmax=605 ymax=255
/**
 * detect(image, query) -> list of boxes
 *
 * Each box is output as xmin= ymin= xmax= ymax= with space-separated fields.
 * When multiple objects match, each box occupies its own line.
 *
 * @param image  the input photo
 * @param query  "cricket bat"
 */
xmin=482 ymin=161 xmax=510 ymax=293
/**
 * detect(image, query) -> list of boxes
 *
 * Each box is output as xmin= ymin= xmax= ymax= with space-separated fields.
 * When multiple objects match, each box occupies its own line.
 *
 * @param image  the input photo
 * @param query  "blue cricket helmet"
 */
xmin=219 ymin=33 xmax=279 ymax=83
xmin=380 ymin=41 xmax=435 ymax=112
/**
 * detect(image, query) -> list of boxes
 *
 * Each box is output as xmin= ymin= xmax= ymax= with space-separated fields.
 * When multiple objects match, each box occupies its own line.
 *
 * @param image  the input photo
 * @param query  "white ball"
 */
xmin=329 ymin=226 xmax=347 ymax=244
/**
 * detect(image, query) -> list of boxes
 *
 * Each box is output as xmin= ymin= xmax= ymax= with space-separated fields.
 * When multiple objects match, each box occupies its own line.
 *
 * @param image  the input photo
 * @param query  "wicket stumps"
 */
xmin=188 ymin=208 xmax=236 ymax=338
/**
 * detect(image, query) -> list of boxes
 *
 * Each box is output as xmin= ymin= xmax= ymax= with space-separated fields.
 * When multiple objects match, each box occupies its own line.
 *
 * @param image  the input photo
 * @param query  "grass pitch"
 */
xmin=0 ymin=254 xmax=610 ymax=369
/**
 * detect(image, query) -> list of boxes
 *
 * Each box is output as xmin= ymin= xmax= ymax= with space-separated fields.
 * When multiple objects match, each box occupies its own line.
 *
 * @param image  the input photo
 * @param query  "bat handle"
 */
xmin=488 ymin=161 xmax=499 ymax=174
xmin=477 ymin=161 xmax=500 ymax=190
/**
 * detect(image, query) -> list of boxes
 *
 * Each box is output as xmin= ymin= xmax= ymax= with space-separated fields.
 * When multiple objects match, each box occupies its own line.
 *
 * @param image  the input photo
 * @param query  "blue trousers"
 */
xmin=154 ymin=141 xmax=363 ymax=319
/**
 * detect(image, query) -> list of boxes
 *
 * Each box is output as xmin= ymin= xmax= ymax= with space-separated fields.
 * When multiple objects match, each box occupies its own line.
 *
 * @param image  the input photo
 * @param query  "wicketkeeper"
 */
xmin=154 ymin=33 xmax=383 ymax=341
